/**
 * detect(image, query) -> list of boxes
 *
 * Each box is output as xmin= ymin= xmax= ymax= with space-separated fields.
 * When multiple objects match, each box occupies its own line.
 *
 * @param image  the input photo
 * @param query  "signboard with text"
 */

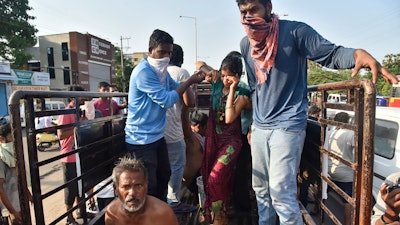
xmin=11 ymin=69 xmax=50 ymax=86
xmin=87 ymin=35 xmax=113 ymax=64
xmin=0 ymin=62 xmax=11 ymax=75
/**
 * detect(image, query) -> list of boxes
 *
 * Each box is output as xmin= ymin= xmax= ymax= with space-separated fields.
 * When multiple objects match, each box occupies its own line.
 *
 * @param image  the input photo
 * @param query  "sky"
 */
xmin=29 ymin=0 xmax=400 ymax=74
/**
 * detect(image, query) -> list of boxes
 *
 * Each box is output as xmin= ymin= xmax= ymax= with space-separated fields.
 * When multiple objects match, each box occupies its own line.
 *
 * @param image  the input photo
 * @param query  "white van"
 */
xmin=327 ymin=107 xmax=400 ymax=203
xmin=327 ymin=94 xmax=347 ymax=103
xmin=21 ymin=100 xmax=66 ymax=127
xmin=372 ymin=106 xmax=400 ymax=202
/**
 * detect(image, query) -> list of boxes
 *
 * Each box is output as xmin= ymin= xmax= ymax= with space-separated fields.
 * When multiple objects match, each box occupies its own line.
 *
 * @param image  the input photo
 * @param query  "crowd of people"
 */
xmin=4 ymin=0 xmax=400 ymax=225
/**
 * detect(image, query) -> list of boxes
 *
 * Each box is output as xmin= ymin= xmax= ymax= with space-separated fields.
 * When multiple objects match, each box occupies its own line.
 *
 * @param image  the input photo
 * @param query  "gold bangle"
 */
xmin=225 ymin=105 xmax=235 ymax=110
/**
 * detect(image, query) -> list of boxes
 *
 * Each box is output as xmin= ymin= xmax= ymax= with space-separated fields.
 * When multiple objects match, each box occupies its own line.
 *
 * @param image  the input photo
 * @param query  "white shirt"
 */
xmin=324 ymin=127 xmax=355 ymax=182
xmin=164 ymin=65 xmax=190 ymax=143
xmin=35 ymin=116 xmax=53 ymax=129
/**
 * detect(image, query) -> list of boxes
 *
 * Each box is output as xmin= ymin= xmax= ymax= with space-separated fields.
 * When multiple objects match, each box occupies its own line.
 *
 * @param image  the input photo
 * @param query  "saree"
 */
xmin=201 ymin=79 xmax=249 ymax=222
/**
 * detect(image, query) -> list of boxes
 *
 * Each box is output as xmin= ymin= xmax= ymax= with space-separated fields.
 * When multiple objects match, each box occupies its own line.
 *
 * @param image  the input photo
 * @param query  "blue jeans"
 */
xmin=126 ymin=138 xmax=171 ymax=202
xmin=166 ymin=139 xmax=186 ymax=206
xmin=251 ymin=126 xmax=305 ymax=225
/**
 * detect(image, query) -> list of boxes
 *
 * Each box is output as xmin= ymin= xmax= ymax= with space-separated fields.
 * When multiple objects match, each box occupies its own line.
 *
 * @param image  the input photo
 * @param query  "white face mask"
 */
xmin=147 ymin=56 xmax=170 ymax=84
xmin=0 ymin=142 xmax=16 ymax=167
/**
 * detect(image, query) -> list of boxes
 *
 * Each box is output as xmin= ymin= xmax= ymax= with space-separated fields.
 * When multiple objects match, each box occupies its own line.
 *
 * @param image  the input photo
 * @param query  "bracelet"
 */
xmin=381 ymin=214 xmax=400 ymax=224
xmin=381 ymin=215 xmax=392 ymax=224
xmin=225 ymin=105 xmax=235 ymax=110
xmin=384 ymin=212 xmax=400 ymax=222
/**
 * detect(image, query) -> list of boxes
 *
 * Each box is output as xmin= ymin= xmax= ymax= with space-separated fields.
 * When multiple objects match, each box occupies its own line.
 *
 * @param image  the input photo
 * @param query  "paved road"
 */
xmin=21 ymin=129 xmax=81 ymax=225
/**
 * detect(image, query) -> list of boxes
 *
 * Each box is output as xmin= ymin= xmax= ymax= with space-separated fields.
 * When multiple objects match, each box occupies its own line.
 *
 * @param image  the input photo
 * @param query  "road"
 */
xmin=21 ymin=128 xmax=79 ymax=225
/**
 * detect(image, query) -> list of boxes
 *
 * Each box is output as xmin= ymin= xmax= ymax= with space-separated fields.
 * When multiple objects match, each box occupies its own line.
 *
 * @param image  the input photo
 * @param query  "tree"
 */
xmin=362 ymin=54 xmax=400 ymax=96
xmin=307 ymin=60 xmax=353 ymax=86
xmin=382 ymin=54 xmax=400 ymax=76
xmin=0 ymin=0 xmax=37 ymax=68
xmin=114 ymin=47 xmax=134 ymax=92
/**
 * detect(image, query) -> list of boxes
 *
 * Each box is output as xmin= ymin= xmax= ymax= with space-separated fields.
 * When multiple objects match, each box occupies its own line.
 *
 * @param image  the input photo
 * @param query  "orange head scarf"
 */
xmin=241 ymin=14 xmax=279 ymax=84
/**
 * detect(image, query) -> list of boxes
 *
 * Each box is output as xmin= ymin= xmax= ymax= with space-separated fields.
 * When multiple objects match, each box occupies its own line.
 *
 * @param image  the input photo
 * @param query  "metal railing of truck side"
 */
xmin=303 ymin=78 xmax=375 ymax=225
xmin=8 ymin=90 xmax=128 ymax=225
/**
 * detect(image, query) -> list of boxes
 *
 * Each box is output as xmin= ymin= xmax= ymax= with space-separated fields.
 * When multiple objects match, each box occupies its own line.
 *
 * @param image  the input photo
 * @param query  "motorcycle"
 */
xmin=36 ymin=132 xmax=60 ymax=152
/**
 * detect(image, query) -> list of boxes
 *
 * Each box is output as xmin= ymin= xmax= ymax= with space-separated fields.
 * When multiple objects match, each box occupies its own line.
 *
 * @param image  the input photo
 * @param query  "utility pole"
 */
xmin=120 ymin=36 xmax=130 ymax=93
xmin=179 ymin=16 xmax=197 ymax=65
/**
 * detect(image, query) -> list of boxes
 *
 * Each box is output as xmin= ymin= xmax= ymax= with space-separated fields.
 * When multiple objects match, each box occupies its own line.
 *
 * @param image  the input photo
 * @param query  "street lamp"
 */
xmin=179 ymin=15 xmax=197 ymax=65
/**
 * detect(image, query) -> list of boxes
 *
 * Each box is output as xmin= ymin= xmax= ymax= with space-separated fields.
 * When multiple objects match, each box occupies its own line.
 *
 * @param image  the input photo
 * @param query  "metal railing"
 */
xmin=8 ymin=90 xmax=128 ymax=225
xmin=301 ymin=78 xmax=376 ymax=225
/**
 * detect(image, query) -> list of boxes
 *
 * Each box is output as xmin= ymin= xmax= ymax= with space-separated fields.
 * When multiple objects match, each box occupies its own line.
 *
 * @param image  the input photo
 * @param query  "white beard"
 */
xmin=122 ymin=196 xmax=146 ymax=213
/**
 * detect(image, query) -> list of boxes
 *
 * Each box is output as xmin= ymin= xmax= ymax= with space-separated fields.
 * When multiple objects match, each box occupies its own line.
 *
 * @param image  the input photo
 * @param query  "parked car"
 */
xmin=327 ymin=106 xmax=400 ymax=203
xmin=327 ymin=93 xmax=347 ymax=103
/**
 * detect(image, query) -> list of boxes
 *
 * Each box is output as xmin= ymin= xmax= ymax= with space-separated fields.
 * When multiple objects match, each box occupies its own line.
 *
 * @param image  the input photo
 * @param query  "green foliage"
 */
xmin=0 ymin=0 xmax=37 ymax=67
xmin=366 ymin=54 xmax=400 ymax=96
xmin=382 ymin=53 xmax=400 ymax=75
xmin=307 ymin=61 xmax=353 ymax=86
xmin=114 ymin=47 xmax=134 ymax=92
xmin=308 ymin=54 xmax=400 ymax=96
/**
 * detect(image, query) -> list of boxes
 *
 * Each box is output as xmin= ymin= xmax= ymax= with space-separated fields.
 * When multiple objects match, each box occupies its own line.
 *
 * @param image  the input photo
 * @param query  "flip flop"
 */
xmin=172 ymin=202 xmax=197 ymax=214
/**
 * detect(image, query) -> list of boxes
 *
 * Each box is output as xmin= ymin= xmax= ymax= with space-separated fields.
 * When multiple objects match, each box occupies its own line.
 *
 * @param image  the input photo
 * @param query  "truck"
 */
xmin=7 ymin=78 xmax=388 ymax=225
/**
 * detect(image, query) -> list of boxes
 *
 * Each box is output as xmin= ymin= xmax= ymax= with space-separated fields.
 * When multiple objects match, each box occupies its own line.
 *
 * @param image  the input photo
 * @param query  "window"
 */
xmin=47 ymin=47 xmax=55 ymax=79
xmin=52 ymin=104 xmax=59 ymax=110
xmin=63 ymin=67 xmax=70 ymax=85
xmin=375 ymin=119 xmax=398 ymax=159
xmin=61 ymin=42 xmax=69 ymax=61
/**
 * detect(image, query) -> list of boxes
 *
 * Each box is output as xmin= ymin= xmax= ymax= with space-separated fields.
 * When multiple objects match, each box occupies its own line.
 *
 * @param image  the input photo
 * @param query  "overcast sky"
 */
xmin=29 ymin=0 xmax=400 ymax=73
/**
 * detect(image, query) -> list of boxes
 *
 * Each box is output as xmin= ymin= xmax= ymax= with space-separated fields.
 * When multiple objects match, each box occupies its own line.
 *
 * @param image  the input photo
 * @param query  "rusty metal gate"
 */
xmin=8 ymin=90 xmax=127 ymax=225
xmin=301 ymin=78 xmax=376 ymax=225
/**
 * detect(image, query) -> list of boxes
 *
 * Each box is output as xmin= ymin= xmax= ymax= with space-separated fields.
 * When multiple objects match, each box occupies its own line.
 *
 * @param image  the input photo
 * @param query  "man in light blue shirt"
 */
xmin=125 ymin=29 xmax=204 ymax=202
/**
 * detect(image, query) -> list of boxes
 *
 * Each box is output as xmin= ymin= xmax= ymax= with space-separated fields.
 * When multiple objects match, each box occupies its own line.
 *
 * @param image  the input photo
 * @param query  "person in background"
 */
xmin=308 ymin=105 xmax=321 ymax=120
xmin=93 ymin=176 xmax=114 ymax=225
xmin=105 ymin=157 xmax=178 ymax=225
xmin=190 ymin=111 xmax=208 ymax=150
xmin=91 ymin=83 xmax=122 ymax=224
xmin=371 ymin=172 xmax=400 ymax=225
xmin=164 ymin=43 xmax=197 ymax=213
xmin=35 ymin=115 xmax=54 ymax=130
xmin=109 ymin=85 xmax=127 ymax=114
xmin=0 ymin=120 xmax=32 ymax=225
xmin=324 ymin=112 xmax=354 ymax=225
xmin=93 ymin=82 xmax=120 ymax=117
xmin=57 ymin=85 xmax=89 ymax=225
xmin=201 ymin=52 xmax=252 ymax=225
xmin=125 ymin=29 xmax=205 ymax=202
xmin=181 ymin=109 xmax=208 ymax=192
xmin=236 ymin=0 xmax=398 ymax=224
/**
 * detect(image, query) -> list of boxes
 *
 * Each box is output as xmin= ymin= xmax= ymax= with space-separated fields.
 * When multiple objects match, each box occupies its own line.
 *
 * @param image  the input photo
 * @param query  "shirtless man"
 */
xmin=105 ymin=157 xmax=178 ymax=225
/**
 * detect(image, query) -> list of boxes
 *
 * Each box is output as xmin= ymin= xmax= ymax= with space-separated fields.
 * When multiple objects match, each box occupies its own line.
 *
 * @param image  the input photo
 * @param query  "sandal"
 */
xmin=171 ymin=202 xmax=197 ymax=214
xmin=75 ymin=211 xmax=96 ymax=219
xmin=66 ymin=218 xmax=80 ymax=225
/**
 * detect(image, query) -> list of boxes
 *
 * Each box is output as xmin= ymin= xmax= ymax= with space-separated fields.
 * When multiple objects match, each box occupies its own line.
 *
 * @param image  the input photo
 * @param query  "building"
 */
xmin=33 ymin=32 xmax=116 ymax=91
xmin=0 ymin=62 xmax=17 ymax=118
xmin=131 ymin=52 xmax=147 ymax=67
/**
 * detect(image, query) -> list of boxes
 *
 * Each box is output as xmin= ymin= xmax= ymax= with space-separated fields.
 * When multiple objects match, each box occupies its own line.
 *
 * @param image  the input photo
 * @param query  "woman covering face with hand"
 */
xmin=200 ymin=51 xmax=252 ymax=225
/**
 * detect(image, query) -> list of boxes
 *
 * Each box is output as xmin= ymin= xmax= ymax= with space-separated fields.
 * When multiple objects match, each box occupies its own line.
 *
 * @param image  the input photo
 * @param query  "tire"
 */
xmin=38 ymin=145 xmax=45 ymax=152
